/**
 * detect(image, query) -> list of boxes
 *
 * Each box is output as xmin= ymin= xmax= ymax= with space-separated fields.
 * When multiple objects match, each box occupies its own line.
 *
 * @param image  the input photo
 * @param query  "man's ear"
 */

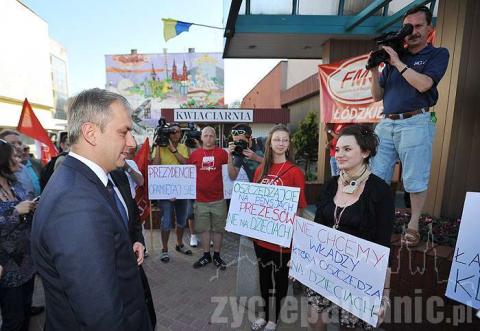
xmin=81 ymin=122 xmax=98 ymax=146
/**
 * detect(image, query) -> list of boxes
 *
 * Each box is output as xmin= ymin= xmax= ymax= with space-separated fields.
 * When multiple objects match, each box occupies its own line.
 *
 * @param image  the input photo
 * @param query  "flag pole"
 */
xmin=149 ymin=200 xmax=154 ymax=252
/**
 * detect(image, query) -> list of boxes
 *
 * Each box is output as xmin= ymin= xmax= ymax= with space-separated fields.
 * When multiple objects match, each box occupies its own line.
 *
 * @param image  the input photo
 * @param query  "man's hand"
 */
xmin=227 ymin=141 xmax=235 ymax=154
xmin=242 ymin=148 xmax=259 ymax=162
xmin=132 ymin=242 xmax=145 ymax=265
xmin=382 ymin=46 xmax=401 ymax=67
xmin=167 ymin=139 xmax=176 ymax=153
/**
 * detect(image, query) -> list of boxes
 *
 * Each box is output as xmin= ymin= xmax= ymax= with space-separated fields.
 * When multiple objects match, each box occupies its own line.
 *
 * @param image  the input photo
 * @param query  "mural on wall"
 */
xmin=105 ymin=52 xmax=224 ymax=129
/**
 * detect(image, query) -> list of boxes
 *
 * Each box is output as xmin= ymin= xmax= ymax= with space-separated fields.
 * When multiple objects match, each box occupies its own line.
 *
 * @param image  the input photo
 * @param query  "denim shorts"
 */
xmin=370 ymin=112 xmax=435 ymax=193
xmin=158 ymin=199 xmax=188 ymax=231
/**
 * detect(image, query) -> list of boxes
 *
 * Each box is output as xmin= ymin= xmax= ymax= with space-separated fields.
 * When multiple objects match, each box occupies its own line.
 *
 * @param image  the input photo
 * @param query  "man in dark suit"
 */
xmin=31 ymin=88 xmax=151 ymax=330
xmin=110 ymin=168 xmax=156 ymax=328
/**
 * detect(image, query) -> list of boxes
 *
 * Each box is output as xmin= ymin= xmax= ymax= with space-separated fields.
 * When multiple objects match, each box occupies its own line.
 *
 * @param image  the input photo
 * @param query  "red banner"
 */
xmin=318 ymin=54 xmax=384 ymax=123
xmin=133 ymin=138 xmax=150 ymax=223
xmin=17 ymin=98 xmax=58 ymax=164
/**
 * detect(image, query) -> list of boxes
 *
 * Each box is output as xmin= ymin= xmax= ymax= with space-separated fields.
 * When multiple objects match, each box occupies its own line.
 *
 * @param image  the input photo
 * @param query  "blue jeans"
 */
xmin=370 ymin=112 xmax=436 ymax=193
xmin=158 ymin=199 xmax=188 ymax=231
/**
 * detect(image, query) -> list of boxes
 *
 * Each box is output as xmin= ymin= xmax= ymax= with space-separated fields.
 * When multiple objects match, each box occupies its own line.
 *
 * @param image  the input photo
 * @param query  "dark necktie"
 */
xmin=106 ymin=180 xmax=128 ymax=227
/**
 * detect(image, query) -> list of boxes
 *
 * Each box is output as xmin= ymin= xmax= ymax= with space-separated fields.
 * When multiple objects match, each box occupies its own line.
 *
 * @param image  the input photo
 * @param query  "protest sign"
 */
xmin=222 ymin=164 xmax=250 ymax=199
xmin=225 ymin=182 xmax=300 ymax=247
xmin=289 ymin=216 xmax=390 ymax=326
xmin=446 ymin=192 xmax=480 ymax=309
xmin=148 ymin=165 xmax=196 ymax=199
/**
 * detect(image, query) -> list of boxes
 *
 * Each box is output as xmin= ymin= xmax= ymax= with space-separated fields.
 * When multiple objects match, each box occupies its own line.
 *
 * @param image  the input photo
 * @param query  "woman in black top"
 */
xmin=307 ymin=125 xmax=394 ymax=331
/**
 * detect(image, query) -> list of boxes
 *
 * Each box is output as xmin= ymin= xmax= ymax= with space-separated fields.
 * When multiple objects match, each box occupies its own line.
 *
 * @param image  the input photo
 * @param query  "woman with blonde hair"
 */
xmin=250 ymin=124 xmax=307 ymax=331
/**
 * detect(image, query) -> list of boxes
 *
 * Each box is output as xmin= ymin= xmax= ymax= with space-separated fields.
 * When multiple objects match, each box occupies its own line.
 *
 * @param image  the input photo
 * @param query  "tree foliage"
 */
xmin=292 ymin=111 xmax=319 ymax=180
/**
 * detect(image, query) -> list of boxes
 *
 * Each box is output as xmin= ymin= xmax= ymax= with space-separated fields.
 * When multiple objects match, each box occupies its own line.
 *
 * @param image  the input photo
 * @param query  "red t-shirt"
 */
xmin=189 ymin=147 xmax=228 ymax=202
xmin=252 ymin=161 xmax=307 ymax=253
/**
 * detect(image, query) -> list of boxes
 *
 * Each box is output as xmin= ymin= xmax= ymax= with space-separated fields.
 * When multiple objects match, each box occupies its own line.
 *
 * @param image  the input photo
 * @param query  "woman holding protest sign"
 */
xmin=250 ymin=124 xmax=307 ymax=331
xmin=307 ymin=125 xmax=394 ymax=330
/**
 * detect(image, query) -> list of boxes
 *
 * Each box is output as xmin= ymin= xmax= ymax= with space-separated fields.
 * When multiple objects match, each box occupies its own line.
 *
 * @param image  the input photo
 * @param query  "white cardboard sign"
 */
xmin=148 ymin=165 xmax=196 ymax=199
xmin=225 ymin=182 xmax=300 ymax=247
xmin=289 ymin=216 xmax=390 ymax=327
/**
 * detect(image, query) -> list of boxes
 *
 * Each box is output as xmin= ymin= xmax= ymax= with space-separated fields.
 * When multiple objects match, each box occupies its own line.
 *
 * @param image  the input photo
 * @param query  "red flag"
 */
xmin=133 ymin=138 xmax=150 ymax=223
xmin=17 ymin=98 xmax=58 ymax=164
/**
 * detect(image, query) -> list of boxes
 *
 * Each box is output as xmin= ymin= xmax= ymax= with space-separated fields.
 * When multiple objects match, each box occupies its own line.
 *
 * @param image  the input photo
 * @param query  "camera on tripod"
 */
xmin=366 ymin=23 xmax=413 ymax=70
xmin=153 ymin=118 xmax=177 ymax=147
xmin=183 ymin=122 xmax=201 ymax=148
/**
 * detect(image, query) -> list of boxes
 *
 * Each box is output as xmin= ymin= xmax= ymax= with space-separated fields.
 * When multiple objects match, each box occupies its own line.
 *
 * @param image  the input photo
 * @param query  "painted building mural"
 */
xmin=105 ymin=52 xmax=224 ymax=130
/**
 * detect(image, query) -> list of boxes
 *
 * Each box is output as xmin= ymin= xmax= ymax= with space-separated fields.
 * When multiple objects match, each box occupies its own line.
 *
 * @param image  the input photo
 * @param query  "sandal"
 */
xmin=175 ymin=244 xmax=192 ymax=255
xmin=160 ymin=251 xmax=170 ymax=263
xmin=403 ymin=228 xmax=421 ymax=247
xmin=250 ymin=318 xmax=266 ymax=331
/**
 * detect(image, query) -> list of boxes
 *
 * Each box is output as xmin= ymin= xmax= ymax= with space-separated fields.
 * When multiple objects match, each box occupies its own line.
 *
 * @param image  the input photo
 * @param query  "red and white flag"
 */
xmin=133 ymin=138 xmax=150 ymax=223
xmin=17 ymin=98 xmax=58 ymax=164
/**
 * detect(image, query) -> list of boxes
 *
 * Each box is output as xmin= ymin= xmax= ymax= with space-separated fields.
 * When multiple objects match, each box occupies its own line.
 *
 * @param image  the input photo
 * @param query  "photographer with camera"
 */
xmin=227 ymin=123 xmax=264 ymax=182
xmin=368 ymin=5 xmax=449 ymax=247
xmin=152 ymin=122 xmax=191 ymax=262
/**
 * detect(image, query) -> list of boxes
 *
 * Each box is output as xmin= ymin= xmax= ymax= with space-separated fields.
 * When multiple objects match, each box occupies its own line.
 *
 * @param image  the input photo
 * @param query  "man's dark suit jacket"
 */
xmin=110 ymin=169 xmax=156 ymax=328
xmin=31 ymin=155 xmax=152 ymax=331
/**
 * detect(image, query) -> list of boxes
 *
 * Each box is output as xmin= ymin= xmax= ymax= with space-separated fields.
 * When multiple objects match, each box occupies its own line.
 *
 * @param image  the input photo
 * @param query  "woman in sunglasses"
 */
xmin=250 ymin=125 xmax=307 ymax=331
xmin=0 ymin=140 xmax=38 ymax=330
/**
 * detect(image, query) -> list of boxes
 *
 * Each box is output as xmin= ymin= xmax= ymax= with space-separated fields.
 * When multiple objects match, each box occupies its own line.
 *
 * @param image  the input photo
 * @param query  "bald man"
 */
xmin=188 ymin=127 xmax=229 ymax=270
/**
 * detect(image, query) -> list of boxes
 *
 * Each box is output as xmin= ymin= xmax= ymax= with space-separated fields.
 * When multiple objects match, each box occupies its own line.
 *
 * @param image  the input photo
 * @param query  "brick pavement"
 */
xmin=27 ymin=230 xmax=348 ymax=330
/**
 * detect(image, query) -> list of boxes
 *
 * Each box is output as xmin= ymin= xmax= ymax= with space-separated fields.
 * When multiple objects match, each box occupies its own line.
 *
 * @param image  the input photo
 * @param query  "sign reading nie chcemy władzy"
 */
xmin=148 ymin=165 xmax=196 ymax=200
xmin=174 ymin=108 xmax=253 ymax=122
xmin=225 ymin=182 xmax=300 ymax=247
xmin=289 ymin=216 xmax=390 ymax=327
xmin=446 ymin=192 xmax=480 ymax=309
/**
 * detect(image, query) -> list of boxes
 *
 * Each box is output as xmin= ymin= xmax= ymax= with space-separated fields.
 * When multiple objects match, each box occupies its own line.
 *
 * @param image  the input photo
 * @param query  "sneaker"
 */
xmin=213 ymin=256 xmax=227 ymax=270
xmin=264 ymin=321 xmax=277 ymax=331
xmin=190 ymin=234 xmax=198 ymax=247
xmin=144 ymin=248 xmax=149 ymax=258
xmin=250 ymin=318 xmax=266 ymax=331
xmin=160 ymin=251 xmax=170 ymax=263
xmin=175 ymin=244 xmax=192 ymax=255
xmin=193 ymin=255 xmax=212 ymax=268
xmin=210 ymin=240 xmax=213 ymax=247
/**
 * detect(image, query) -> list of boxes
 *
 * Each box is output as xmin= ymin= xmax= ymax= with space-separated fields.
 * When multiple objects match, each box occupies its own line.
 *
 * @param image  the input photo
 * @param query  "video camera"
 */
xmin=183 ymin=122 xmax=201 ymax=149
xmin=366 ymin=23 xmax=413 ymax=70
xmin=153 ymin=118 xmax=177 ymax=147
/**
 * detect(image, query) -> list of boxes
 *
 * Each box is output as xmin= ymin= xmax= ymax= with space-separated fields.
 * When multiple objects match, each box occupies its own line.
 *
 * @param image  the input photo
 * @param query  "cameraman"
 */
xmin=368 ymin=5 xmax=449 ymax=246
xmin=152 ymin=123 xmax=191 ymax=262
xmin=227 ymin=123 xmax=264 ymax=182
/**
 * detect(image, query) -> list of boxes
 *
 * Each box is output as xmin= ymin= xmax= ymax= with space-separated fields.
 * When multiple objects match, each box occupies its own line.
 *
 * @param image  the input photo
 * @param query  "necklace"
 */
xmin=333 ymin=204 xmax=347 ymax=229
xmin=339 ymin=165 xmax=371 ymax=194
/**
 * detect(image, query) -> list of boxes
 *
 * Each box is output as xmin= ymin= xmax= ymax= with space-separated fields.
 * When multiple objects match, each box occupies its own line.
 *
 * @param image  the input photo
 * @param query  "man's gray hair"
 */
xmin=67 ymin=88 xmax=132 ymax=145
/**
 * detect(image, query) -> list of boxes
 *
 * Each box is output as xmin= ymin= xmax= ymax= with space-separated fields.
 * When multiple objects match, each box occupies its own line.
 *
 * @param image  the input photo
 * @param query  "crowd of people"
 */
xmin=0 ymin=5 xmax=451 ymax=331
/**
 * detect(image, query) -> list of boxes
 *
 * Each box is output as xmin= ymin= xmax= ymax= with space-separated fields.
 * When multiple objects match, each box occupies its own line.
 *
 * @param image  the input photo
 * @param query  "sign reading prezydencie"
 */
xmin=148 ymin=165 xmax=196 ymax=199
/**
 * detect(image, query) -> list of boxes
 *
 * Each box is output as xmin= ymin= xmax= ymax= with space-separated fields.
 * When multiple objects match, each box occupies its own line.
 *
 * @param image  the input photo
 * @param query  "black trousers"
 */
xmin=0 ymin=277 xmax=35 ymax=331
xmin=253 ymin=243 xmax=291 ymax=323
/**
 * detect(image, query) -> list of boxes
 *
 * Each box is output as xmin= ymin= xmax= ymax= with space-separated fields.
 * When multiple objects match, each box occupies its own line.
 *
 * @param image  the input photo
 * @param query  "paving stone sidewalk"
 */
xmin=28 ymin=230 xmax=344 ymax=330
